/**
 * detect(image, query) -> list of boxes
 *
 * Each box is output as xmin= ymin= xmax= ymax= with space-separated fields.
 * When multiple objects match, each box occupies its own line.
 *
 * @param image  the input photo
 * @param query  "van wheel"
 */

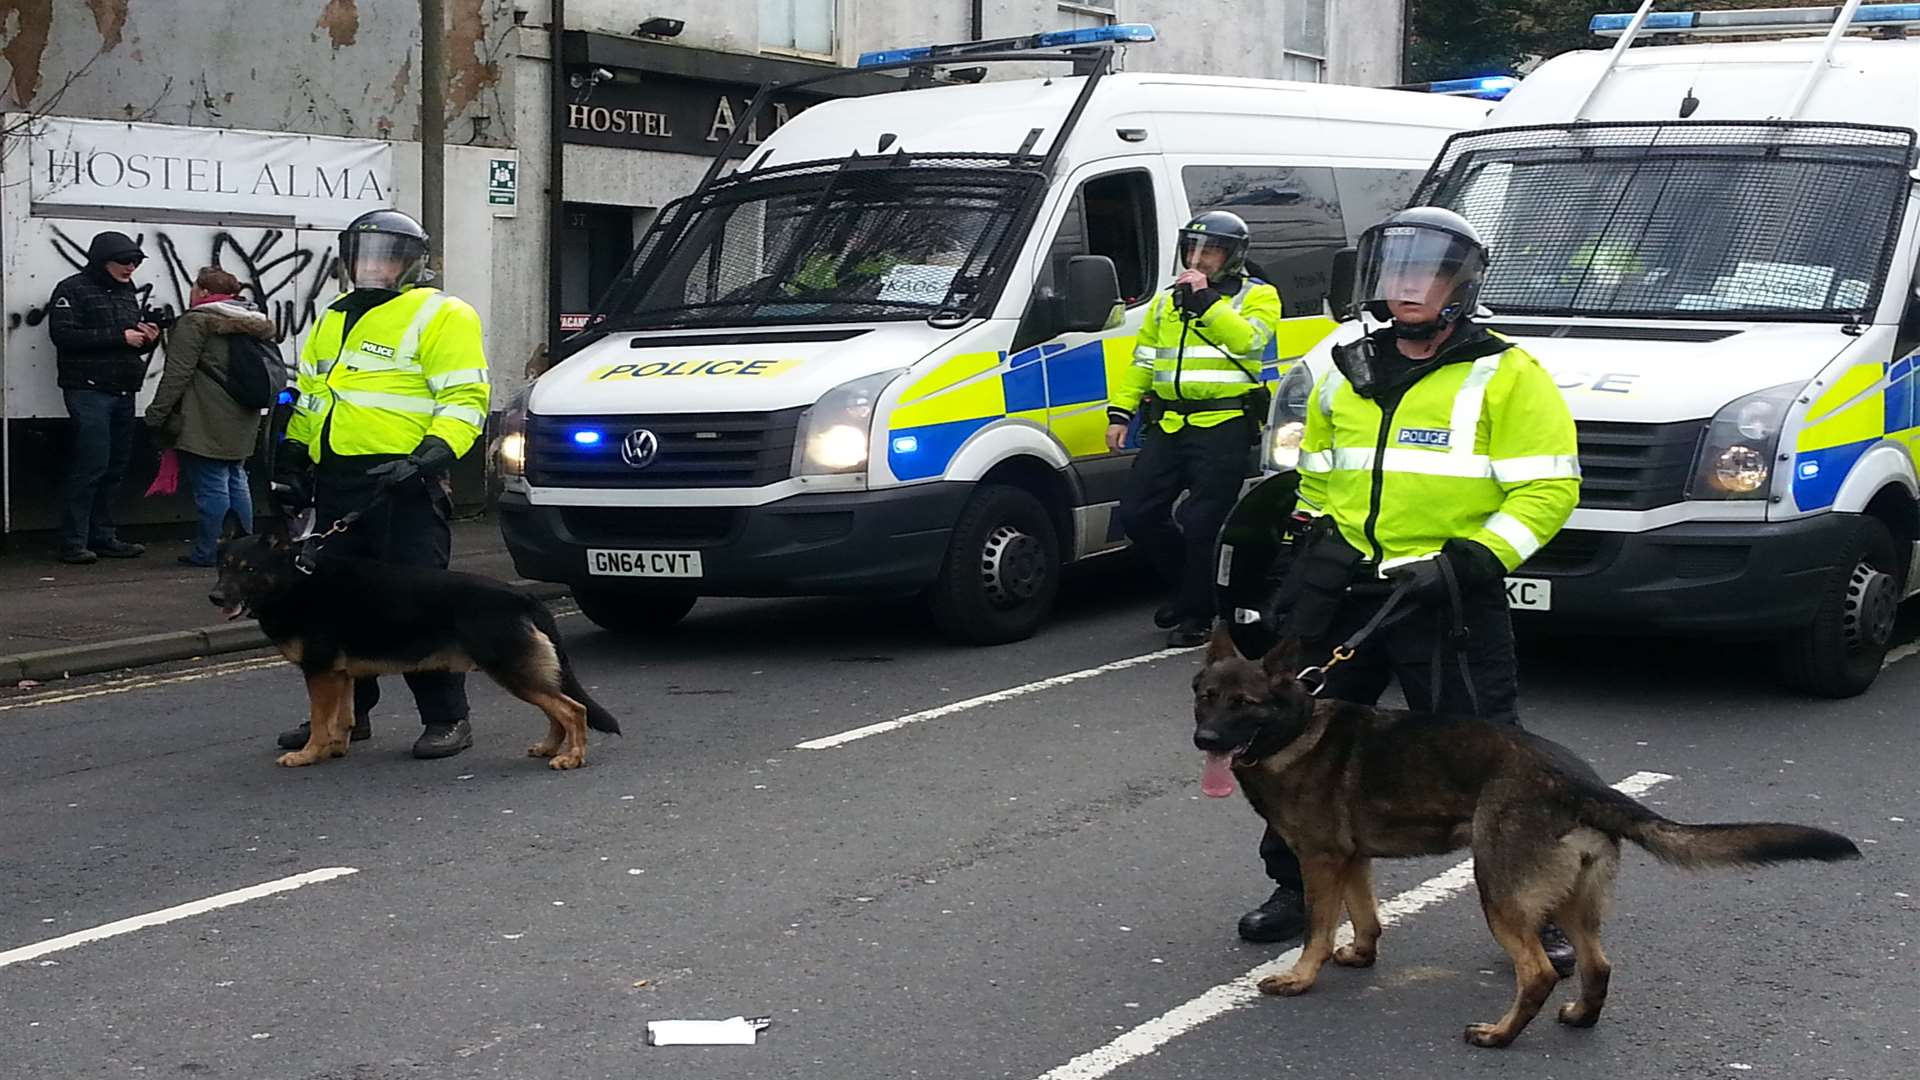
xmin=575 ymin=589 xmax=698 ymax=636
xmin=926 ymin=484 xmax=1061 ymax=645
xmin=1778 ymin=516 xmax=1901 ymax=698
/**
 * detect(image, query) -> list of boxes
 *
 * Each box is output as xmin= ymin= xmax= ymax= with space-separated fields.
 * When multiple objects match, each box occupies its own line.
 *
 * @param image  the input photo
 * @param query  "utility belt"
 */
xmin=1141 ymin=385 xmax=1271 ymax=425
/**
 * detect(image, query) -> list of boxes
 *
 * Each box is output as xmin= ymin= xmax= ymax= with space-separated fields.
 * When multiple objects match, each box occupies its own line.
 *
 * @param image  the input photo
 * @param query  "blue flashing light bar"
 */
xmin=1426 ymin=74 xmax=1519 ymax=99
xmin=572 ymin=430 xmax=603 ymax=446
xmin=858 ymin=22 xmax=1157 ymax=68
xmin=1592 ymin=5 xmax=1920 ymax=37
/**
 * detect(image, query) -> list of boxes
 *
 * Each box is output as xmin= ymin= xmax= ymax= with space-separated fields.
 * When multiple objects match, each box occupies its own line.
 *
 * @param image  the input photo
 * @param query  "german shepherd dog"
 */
xmin=1192 ymin=625 xmax=1859 ymax=1047
xmin=209 ymin=514 xmax=621 ymax=770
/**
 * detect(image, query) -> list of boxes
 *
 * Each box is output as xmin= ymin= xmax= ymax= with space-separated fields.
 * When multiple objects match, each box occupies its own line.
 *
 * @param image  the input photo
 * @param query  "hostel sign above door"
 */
xmin=28 ymin=117 xmax=394 ymax=228
xmin=561 ymin=72 xmax=817 ymax=156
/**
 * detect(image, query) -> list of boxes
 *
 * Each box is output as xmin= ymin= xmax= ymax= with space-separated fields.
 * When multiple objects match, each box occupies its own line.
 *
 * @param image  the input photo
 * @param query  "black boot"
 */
xmin=1237 ymin=884 xmax=1307 ymax=943
xmin=412 ymin=717 xmax=474 ymax=759
xmin=1167 ymin=619 xmax=1210 ymax=648
xmin=1539 ymin=923 xmax=1577 ymax=977
xmin=275 ymin=715 xmax=372 ymax=750
xmin=1153 ymin=603 xmax=1182 ymax=630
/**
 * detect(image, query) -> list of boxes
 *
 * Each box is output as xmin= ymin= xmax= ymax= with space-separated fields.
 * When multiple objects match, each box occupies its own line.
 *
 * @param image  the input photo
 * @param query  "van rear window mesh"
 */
xmin=1413 ymin=122 xmax=1916 ymax=320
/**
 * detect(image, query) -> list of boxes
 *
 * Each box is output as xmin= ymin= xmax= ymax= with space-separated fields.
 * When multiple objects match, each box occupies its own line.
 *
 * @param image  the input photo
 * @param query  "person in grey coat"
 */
xmin=144 ymin=266 xmax=277 ymax=566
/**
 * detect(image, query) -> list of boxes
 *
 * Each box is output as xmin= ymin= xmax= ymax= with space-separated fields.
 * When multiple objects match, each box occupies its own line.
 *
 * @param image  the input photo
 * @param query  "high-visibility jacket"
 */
xmin=1112 ymin=277 xmax=1282 ymax=433
xmin=1296 ymin=327 xmax=1579 ymax=573
xmin=286 ymin=287 xmax=490 ymax=462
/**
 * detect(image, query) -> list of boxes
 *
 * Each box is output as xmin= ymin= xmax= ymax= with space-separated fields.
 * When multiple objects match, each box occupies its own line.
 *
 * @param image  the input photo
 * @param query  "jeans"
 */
xmin=179 ymin=451 xmax=253 ymax=564
xmin=60 ymin=389 xmax=136 ymax=553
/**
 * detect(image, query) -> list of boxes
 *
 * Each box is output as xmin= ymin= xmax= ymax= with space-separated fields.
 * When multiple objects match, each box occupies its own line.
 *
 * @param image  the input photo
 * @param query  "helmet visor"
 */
xmin=1356 ymin=225 xmax=1486 ymax=309
xmin=343 ymin=232 xmax=426 ymax=290
xmin=1179 ymin=233 xmax=1244 ymax=277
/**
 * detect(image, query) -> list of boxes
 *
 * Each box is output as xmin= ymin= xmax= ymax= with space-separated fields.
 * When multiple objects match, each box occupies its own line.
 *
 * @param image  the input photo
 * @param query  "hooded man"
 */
xmin=47 ymin=230 xmax=162 ymax=564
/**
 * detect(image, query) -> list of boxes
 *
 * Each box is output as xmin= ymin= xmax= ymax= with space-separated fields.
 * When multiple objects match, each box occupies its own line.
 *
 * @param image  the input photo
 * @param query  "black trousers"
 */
xmin=1117 ymin=416 xmax=1252 ymax=622
xmin=1259 ymin=579 xmax=1520 ymax=889
xmin=59 ymin=388 xmax=136 ymax=552
xmin=313 ymin=464 xmax=469 ymax=727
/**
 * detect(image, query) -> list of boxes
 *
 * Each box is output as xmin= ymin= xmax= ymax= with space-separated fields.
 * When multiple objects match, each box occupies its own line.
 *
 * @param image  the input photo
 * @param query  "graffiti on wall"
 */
xmin=4 ymin=219 xmax=343 ymax=417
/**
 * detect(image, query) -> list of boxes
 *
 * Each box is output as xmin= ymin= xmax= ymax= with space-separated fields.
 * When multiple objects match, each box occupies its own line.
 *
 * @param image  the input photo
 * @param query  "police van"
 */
xmin=497 ymin=25 xmax=1489 ymax=643
xmin=1264 ymin=3 xmax=1920 ymax=695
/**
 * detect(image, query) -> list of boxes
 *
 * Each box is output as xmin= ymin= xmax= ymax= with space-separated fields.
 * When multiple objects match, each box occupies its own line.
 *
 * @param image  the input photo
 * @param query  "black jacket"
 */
xmin=48 ymin=232 xmax=153 ymax=393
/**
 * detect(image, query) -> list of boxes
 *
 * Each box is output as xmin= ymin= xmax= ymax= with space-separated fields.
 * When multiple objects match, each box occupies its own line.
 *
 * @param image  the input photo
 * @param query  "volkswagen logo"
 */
xmin=621 ymin=428 xmax=660 ymax=469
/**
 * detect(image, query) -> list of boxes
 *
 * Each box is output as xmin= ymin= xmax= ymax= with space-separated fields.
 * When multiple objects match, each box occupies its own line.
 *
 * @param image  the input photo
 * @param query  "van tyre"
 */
xmin=927 ymin=484 xmax=1061 ymax=645
xmin=575 ymin=589 xmax=698 ymax=636
xmin=1779 ymin=515 xmax=1901 ymax=698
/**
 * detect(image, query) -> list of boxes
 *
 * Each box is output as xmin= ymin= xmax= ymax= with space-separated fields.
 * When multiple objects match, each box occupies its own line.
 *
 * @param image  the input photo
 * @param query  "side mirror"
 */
xmin=1327 ymin=247 xmax=1359 ymax=322
xmin=1060 ymin=255 xmax=1123 ymax=333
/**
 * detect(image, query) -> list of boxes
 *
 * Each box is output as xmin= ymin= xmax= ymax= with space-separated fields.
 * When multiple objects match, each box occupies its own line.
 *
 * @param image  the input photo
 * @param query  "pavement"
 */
xmin=0 ymin=514 xmax=560 ymax=685
xmin=0 ymin=565 xmax=1914 ymax=1080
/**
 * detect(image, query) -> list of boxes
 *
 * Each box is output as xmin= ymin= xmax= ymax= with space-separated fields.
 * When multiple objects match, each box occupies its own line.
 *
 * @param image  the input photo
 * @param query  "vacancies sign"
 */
xmin=28 ymin=117 xmax=394 ymax=228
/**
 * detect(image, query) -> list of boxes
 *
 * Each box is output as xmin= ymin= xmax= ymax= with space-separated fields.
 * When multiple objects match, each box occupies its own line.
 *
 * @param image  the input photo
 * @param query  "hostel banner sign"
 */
xmin=27 ymin=117 xmax=394 ymax=227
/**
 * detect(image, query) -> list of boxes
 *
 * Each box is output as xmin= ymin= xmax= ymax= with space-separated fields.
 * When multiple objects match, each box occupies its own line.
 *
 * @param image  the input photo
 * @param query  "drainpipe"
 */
xmin=972 ymin=0 xmax=983 ymax=41
xmin=421 ymin=0 xmax=446 ymax=276
xmin=548 ymin=0 xmax=567 ymax=370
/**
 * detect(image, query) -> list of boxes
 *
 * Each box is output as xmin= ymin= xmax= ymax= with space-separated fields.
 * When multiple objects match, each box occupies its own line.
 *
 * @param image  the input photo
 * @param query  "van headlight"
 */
xmin=794 ymin=369 xmax=905 ymax=476
xmin=1262 ymin=362 xmax=1316 ymax=472
xmin=497 ymin=406 xmax=527 ymax=477
xmin=1688 ymin=381 xmax=1802 ymax=499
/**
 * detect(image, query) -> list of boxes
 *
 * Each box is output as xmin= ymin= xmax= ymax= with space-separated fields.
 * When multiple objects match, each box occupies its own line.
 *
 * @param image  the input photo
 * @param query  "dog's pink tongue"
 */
xmin=1201 ymin=752 xmax=1236 ymax=798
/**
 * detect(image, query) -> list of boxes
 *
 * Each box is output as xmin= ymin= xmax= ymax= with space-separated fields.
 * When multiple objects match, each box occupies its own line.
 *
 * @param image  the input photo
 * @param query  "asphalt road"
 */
xmin=1 ymin=563 xmax=1914 ymax=1080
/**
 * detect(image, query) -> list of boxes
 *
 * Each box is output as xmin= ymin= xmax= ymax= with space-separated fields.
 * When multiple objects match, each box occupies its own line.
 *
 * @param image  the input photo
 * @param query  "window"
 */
xmin=1331 ymin=167 xmax=1423 ymax=244
xmin=1016 ymin=170 xmax=1156 ymax=350
xmin=761 ymin=0 xmax=834 ymax=56
xmin=1281 ymin=0 xmax=1326 ymax=82
xmin=1184 ymin=165 xmax=1345 ymax=319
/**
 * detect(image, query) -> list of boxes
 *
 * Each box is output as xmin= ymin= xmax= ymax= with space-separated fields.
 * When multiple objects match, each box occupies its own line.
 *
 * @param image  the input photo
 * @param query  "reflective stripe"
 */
xmin=1329 ymin=447 xmax=1495 ymax=479
xmin=297 ymin=361 xmax=319 ymax=379
xmin=1484 ymin=511 xmax=1544 ymax=560
xmin=1379 ymin=552 xmax=1439 ymax=573
xmin=1159 ymin=369 xmax=1258 ymax=384
xmin=343 ymin=353 xmax=424 ymax=374
xmin=1152 ymin=346 xmax=1241 ymax=361
xmin=295 ymin=393 xmax=328 ymax=413
xmin=1492 ymin=454 xmax=1582 ymax=483
xmin=396 ymin=293 xmax=451 ymax=365
xmin=1319 ymin=369 xmax=1345 ymax=414
xmin=334 ymin=388 xmax=437 ymax=415
xmin=1297 ymin=450 xmax=1333 ymax=473
xmin=1133 ymin=346 xmax=1157 ymax=364
xmin=1445 ymin=355 xmax=1503 ymax=460
xmin=432 ymin=403 xmax=486 ymax=427
xmin=426 ymin=368 xmax=491 ymax=392
xmin=1296 ymin=495 xmax=1324 ymax=513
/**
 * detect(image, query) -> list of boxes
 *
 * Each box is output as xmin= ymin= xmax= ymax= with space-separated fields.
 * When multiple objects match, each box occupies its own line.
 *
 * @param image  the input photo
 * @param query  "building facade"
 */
xmin=0 ymin=0 xmax=1402 ymax=535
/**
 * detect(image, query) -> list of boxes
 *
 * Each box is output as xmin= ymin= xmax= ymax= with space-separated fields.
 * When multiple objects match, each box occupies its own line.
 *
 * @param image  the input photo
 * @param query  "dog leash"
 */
xmin=1295 ymin=576 xmax=1420 ymax=697
xmin=1295 ymin=559 xmax=1482 ymax=719
xmin=291 ymin=482 xmax=402 ymax=575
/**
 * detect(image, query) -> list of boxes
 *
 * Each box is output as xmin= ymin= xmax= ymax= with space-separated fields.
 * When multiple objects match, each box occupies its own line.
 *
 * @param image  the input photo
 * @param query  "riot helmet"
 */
xmin=1353 ymin=207 xmax=1488 ymax=340
xmin=1177 ymin=211 xmax=1252 ymax=284
xmin=337 ymin=209 xmax=432 ymax=291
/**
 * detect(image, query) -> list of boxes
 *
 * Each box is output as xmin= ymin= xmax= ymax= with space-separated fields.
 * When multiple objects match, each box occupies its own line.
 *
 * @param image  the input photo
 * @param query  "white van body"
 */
xmin=500 ymin=71 xmax=1485 ymax=642
xmin=1268 ymin=27 xmax=1920 ymax=695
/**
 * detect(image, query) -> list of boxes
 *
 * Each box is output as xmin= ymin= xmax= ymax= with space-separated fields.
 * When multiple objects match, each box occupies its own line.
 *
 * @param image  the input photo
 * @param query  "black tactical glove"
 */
xmin=366 ymin=435 xmax=458 ymax=491
xmin=270 ymin=445 xmax=315 ymax=514
xmin=1174 ymin=283 xmax=1223 ymax=318
xmin=1384 ymin=539 xmax=1505 ymax=602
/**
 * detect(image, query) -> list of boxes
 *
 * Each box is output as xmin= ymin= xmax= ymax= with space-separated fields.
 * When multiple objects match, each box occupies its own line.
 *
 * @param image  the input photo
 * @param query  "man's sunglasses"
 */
xmin=109 ymin=255 xmax=145 ymax=267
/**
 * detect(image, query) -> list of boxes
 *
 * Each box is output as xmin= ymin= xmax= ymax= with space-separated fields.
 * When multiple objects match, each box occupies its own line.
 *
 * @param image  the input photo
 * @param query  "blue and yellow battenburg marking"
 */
xmin=1792 ymin=352 xmax=1920 ymax=510
xmin=589 ymin=359 xmax=798 ymax=380
xmin=883 ymin=315 xmax=1334 ymax=482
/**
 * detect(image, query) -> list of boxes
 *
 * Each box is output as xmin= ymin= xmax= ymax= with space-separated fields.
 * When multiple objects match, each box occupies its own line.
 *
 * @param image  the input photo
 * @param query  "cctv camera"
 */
xmin=593 ymin=67 xmax=613 ymax=83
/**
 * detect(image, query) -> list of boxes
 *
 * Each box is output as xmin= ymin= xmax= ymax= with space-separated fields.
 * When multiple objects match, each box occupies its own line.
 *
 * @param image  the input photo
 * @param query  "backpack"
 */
xmin=220 ymin=335 xmax=290 ymax=409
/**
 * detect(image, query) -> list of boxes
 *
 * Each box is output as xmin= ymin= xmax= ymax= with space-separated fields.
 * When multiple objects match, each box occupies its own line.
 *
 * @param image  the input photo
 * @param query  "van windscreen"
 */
xmin=600 ymin=155 xmax=1046 ymax=329
xmin=1415 ymin=122 xmax=1916 ymax=322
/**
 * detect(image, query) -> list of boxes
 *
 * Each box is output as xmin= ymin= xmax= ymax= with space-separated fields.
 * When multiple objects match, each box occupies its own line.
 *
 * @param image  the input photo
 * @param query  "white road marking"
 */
xmin=1031 ymin=771 xmax=1676 ymax=1080
xmin=0 ymin=867 xmax=360 ymax=969
xmin=0 ymin=656 xmax=285 ymax=714
xmin=795 ymin=647 xmax=1201 ymax=750
xmin=1882 ymin=641 xmax=1920 ymax=669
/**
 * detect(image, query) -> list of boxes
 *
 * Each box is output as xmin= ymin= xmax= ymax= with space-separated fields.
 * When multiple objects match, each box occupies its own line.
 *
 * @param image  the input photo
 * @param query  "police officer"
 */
xmin=1107 ymin=211 xmax=1282 ymax=647
xmin=271 ymin=209 xmax=492 ymax=759
xmin=1236 ymin=208 xmax=1583 ymax=974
